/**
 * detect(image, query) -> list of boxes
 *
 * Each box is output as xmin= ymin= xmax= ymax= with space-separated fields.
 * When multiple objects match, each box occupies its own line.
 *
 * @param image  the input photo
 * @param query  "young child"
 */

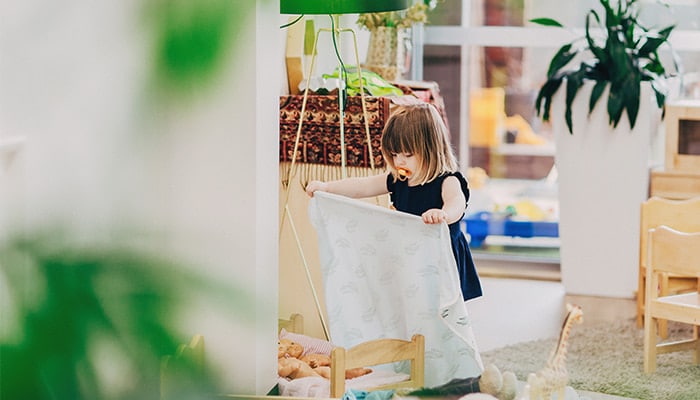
xmin=306 ymin=103 xmax=482 ymax=301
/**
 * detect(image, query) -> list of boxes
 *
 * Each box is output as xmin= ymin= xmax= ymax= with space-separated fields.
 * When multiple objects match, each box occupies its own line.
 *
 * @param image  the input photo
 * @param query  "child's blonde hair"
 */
xmin=381 ymin=103 xmax=458 ymax=185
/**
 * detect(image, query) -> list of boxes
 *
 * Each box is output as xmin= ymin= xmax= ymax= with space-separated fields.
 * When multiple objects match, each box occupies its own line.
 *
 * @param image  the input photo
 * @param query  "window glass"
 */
xmin=421 ymin=0 xmax=700 ymax=260
xmin=428 ymin=0 xmax=461 ymax=26
xmin=423 ymin=45 xmax=462 ymax=149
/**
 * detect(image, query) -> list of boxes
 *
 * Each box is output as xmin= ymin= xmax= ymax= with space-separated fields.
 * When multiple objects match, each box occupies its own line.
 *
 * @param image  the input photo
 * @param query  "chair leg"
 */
xmin=658 ymin=274 xmax=670 ymax=339
xmin=693 ymin=325 xmax=699 ymax=365
xmin=636 ymin=268 xmax=645 ymax=329
xmin=643 ymin=314 xmax=657 ymax=374
xmin=657 ymin=320 xmax=669 ymax=340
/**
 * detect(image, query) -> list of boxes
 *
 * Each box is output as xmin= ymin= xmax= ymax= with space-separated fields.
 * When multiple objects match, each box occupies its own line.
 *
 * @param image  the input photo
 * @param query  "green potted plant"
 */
xmin=533 ymin=0 xmax=680 ymax=134
xmin=356 ymin=0 xmax=438 ymax=80
xmin=530 ymin=0 xmax=682 ymax=298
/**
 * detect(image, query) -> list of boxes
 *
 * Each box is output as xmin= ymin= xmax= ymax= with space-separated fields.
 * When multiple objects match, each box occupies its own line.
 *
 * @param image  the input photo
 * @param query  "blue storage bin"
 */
xmin=461 ymin=211 xmax=559 ymax=247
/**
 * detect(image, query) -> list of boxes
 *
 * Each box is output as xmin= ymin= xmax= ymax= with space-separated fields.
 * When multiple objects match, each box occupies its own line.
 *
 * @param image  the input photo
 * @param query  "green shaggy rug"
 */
xmin=481 ymin=319 xmax=700 ymax=400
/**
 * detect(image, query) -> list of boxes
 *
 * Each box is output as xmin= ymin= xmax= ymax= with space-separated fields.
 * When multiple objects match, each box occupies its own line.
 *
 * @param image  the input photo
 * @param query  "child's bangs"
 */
xmin=384 ymin=122 xmax=420 ymax=155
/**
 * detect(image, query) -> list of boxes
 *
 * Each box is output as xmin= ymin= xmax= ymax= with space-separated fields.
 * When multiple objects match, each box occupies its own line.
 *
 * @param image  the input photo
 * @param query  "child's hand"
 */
xmin=306 ymin=180 xmax=327 ymax=197
xmin=422 ymin=209 xmax=448 ymax=224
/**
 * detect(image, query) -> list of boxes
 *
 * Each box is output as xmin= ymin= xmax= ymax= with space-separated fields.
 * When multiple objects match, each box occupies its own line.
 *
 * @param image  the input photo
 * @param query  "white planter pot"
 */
xmin=552 ymin=81 xmax=661 ymax=298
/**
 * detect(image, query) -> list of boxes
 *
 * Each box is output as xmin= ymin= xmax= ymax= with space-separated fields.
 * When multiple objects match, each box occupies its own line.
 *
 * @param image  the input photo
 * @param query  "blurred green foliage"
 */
xmin=0 ymin=234 xmax=254 ymax=399
xmin=145 ymin=0 xmax=253 ymax=94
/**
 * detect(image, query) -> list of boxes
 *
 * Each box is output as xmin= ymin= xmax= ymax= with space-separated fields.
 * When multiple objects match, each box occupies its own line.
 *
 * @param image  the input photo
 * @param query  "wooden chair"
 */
xmin=329 ymin=334 xmax=425 ymax=398
xmin=643 ymin=226 xmax=700 ymax=374
xmin=636 ymin=196 xmax=700 ymax=338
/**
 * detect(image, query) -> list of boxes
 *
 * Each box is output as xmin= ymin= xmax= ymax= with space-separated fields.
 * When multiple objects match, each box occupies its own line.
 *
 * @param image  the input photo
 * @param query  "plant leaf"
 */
xmin=623 ymin=76 xmax=641 ymax=129
xmin=606 ymin=27 xmax=634 ymax=85
xmin=546 ymin=44 xmax=575 ymax=78
xmin=637 ymin=25 xmax=674 ymax=57
xmin=565 ymin=71 xmax=585 ymax=134
xmin=589 ymin=80 xmax=607 ymax=114
xmin=651 ymin=79 xmax=667 ymax=109
xmin=535 ymin=77 xmax=563 ymax=122
xmin=529 ymin=17 xmax=563 ymax=27
xmin=585 ymin=10 xmax=606 ymax=63
xmin=601 ymin=0 xmax=617 ymax=30
xmin=607 ymin=81 xmax=626 ymax=127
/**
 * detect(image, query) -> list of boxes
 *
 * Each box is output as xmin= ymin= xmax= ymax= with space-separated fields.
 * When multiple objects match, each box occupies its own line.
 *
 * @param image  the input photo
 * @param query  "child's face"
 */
xmin=391 ymin=152 xmax=420 ymax=182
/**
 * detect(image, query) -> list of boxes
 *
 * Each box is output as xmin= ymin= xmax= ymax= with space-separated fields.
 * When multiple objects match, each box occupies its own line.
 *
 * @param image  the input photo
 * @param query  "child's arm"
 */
xmin=422 ymin=175 xmax=466 ymax=224
xmin=306 ymin=172 xmax=390 ymax=199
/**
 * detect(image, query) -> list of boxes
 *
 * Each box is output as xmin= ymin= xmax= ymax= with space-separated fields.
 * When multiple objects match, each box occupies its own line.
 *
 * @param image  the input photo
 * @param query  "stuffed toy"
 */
xmin=478 ymin=365 xmax=517 ymax=400
xmin=278 ymin=338 xmax=330 ymax=379
xmin=277 ymin=338 xmax=372 ymax=380
xmin=403 ymin=364 xmax=517 ymax=400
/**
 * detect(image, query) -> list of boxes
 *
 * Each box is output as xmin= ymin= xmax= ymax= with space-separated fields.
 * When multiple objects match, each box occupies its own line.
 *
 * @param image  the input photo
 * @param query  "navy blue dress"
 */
xmin=386 ymin=171 xmax=482 ymax=301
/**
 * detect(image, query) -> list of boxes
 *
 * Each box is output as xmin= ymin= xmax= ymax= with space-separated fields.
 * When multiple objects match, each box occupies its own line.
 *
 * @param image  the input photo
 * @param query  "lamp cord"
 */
xmin=280 ymin=14 xmax=304 ymax=29
xmin=329 ymin=15 xmax=349 ymax=112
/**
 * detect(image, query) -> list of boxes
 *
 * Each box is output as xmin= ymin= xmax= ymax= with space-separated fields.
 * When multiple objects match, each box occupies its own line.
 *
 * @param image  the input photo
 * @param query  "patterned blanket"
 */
xmin=309 ymin=192 xmax=483 ymax=387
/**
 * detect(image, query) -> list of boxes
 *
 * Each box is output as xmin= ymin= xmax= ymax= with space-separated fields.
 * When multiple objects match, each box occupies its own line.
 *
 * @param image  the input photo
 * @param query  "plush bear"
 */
xmin=277 ymin=338 xmax=372 ymax=380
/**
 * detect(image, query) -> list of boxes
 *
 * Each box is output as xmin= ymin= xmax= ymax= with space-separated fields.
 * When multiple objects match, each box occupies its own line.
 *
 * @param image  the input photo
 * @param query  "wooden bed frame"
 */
xmin=276 ymin=313 xmax=425 ymax=398
xmin=278 ymin=313 xmax=305 ymax=335
xmin=329 ymin=334 xmax=425 ymax=398
xmin=223 ymin=314 xmax=427 ymax=399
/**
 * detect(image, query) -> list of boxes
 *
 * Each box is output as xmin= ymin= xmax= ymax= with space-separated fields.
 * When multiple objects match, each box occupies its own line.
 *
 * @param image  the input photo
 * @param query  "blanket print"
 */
xmin=309 ymin=192 xmax=483 ymax=386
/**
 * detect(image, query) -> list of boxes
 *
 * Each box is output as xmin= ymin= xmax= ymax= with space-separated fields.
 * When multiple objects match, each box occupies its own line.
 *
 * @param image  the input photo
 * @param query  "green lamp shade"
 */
xmin=281 ymin=0 xmax=410 ymax=15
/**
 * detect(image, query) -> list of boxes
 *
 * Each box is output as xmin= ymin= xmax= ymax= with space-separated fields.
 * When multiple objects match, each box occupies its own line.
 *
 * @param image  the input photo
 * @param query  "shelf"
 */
xmin=471 ymin=235 xmax=560 ymax=262
xmin=650 ymin=168 xmax=700 ymax=199
xmin=494 ymin=142 xmax=555 ymax=156
xmin=466 ymin=176 xmax=560 ymax=269
xmin=472 ymin=236 xmax=561 ymax=281
xmin=471 ymin=145 xmax=555 ymax=180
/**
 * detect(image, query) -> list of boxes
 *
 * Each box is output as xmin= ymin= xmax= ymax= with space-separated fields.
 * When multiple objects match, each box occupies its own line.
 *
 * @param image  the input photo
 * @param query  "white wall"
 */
xmin=0 ymin=0 xmax=278 ymax=395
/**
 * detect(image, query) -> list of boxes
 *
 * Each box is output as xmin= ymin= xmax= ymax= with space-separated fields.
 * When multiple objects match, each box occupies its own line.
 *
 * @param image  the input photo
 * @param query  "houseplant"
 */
xmin=533 ymin=0 xmax=680 ymax=134
xmin=531 ymin=0 xmax=681 ymax=297
xmin=0 ymin=235 xmax=246 ymax=399
xmin=356 ymin=1 xmax=438 ymax=80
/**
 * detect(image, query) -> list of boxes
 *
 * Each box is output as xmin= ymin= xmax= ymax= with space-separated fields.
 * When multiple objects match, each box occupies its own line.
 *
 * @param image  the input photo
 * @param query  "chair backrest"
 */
xmin=648 ymin=226 xmax=700 ymax=279
xmin=644 ymin=225 xmax=700 ymax=373
xmin=640 ymin=196 xmax=700 ymax=269
xmin=329 ymin=334 xmax=425 ymax=398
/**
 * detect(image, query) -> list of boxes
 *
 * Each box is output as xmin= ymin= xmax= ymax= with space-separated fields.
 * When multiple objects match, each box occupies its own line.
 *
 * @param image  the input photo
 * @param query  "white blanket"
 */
xmin=309 ymin=192 xmax=483 ymax=387
xmin=277 ymin=370 xmax=410 ymax=398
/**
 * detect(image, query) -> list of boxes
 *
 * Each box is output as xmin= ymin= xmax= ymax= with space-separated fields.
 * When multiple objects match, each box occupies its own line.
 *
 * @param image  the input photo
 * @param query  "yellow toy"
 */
xmin=505 ymin=114 xmax=547 ymax=145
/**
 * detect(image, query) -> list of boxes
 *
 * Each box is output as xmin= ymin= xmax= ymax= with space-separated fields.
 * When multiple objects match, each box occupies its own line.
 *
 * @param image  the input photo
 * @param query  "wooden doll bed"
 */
xmin=277 ymin=314 xmax=425 ymax=398
xmin=329 ymin=334 xmax=424 ymax=397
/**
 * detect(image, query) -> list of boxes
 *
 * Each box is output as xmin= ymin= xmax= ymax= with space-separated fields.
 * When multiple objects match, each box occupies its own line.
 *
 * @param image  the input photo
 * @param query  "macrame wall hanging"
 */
xmin=278 ymin=91 xmax=389 ymax=339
